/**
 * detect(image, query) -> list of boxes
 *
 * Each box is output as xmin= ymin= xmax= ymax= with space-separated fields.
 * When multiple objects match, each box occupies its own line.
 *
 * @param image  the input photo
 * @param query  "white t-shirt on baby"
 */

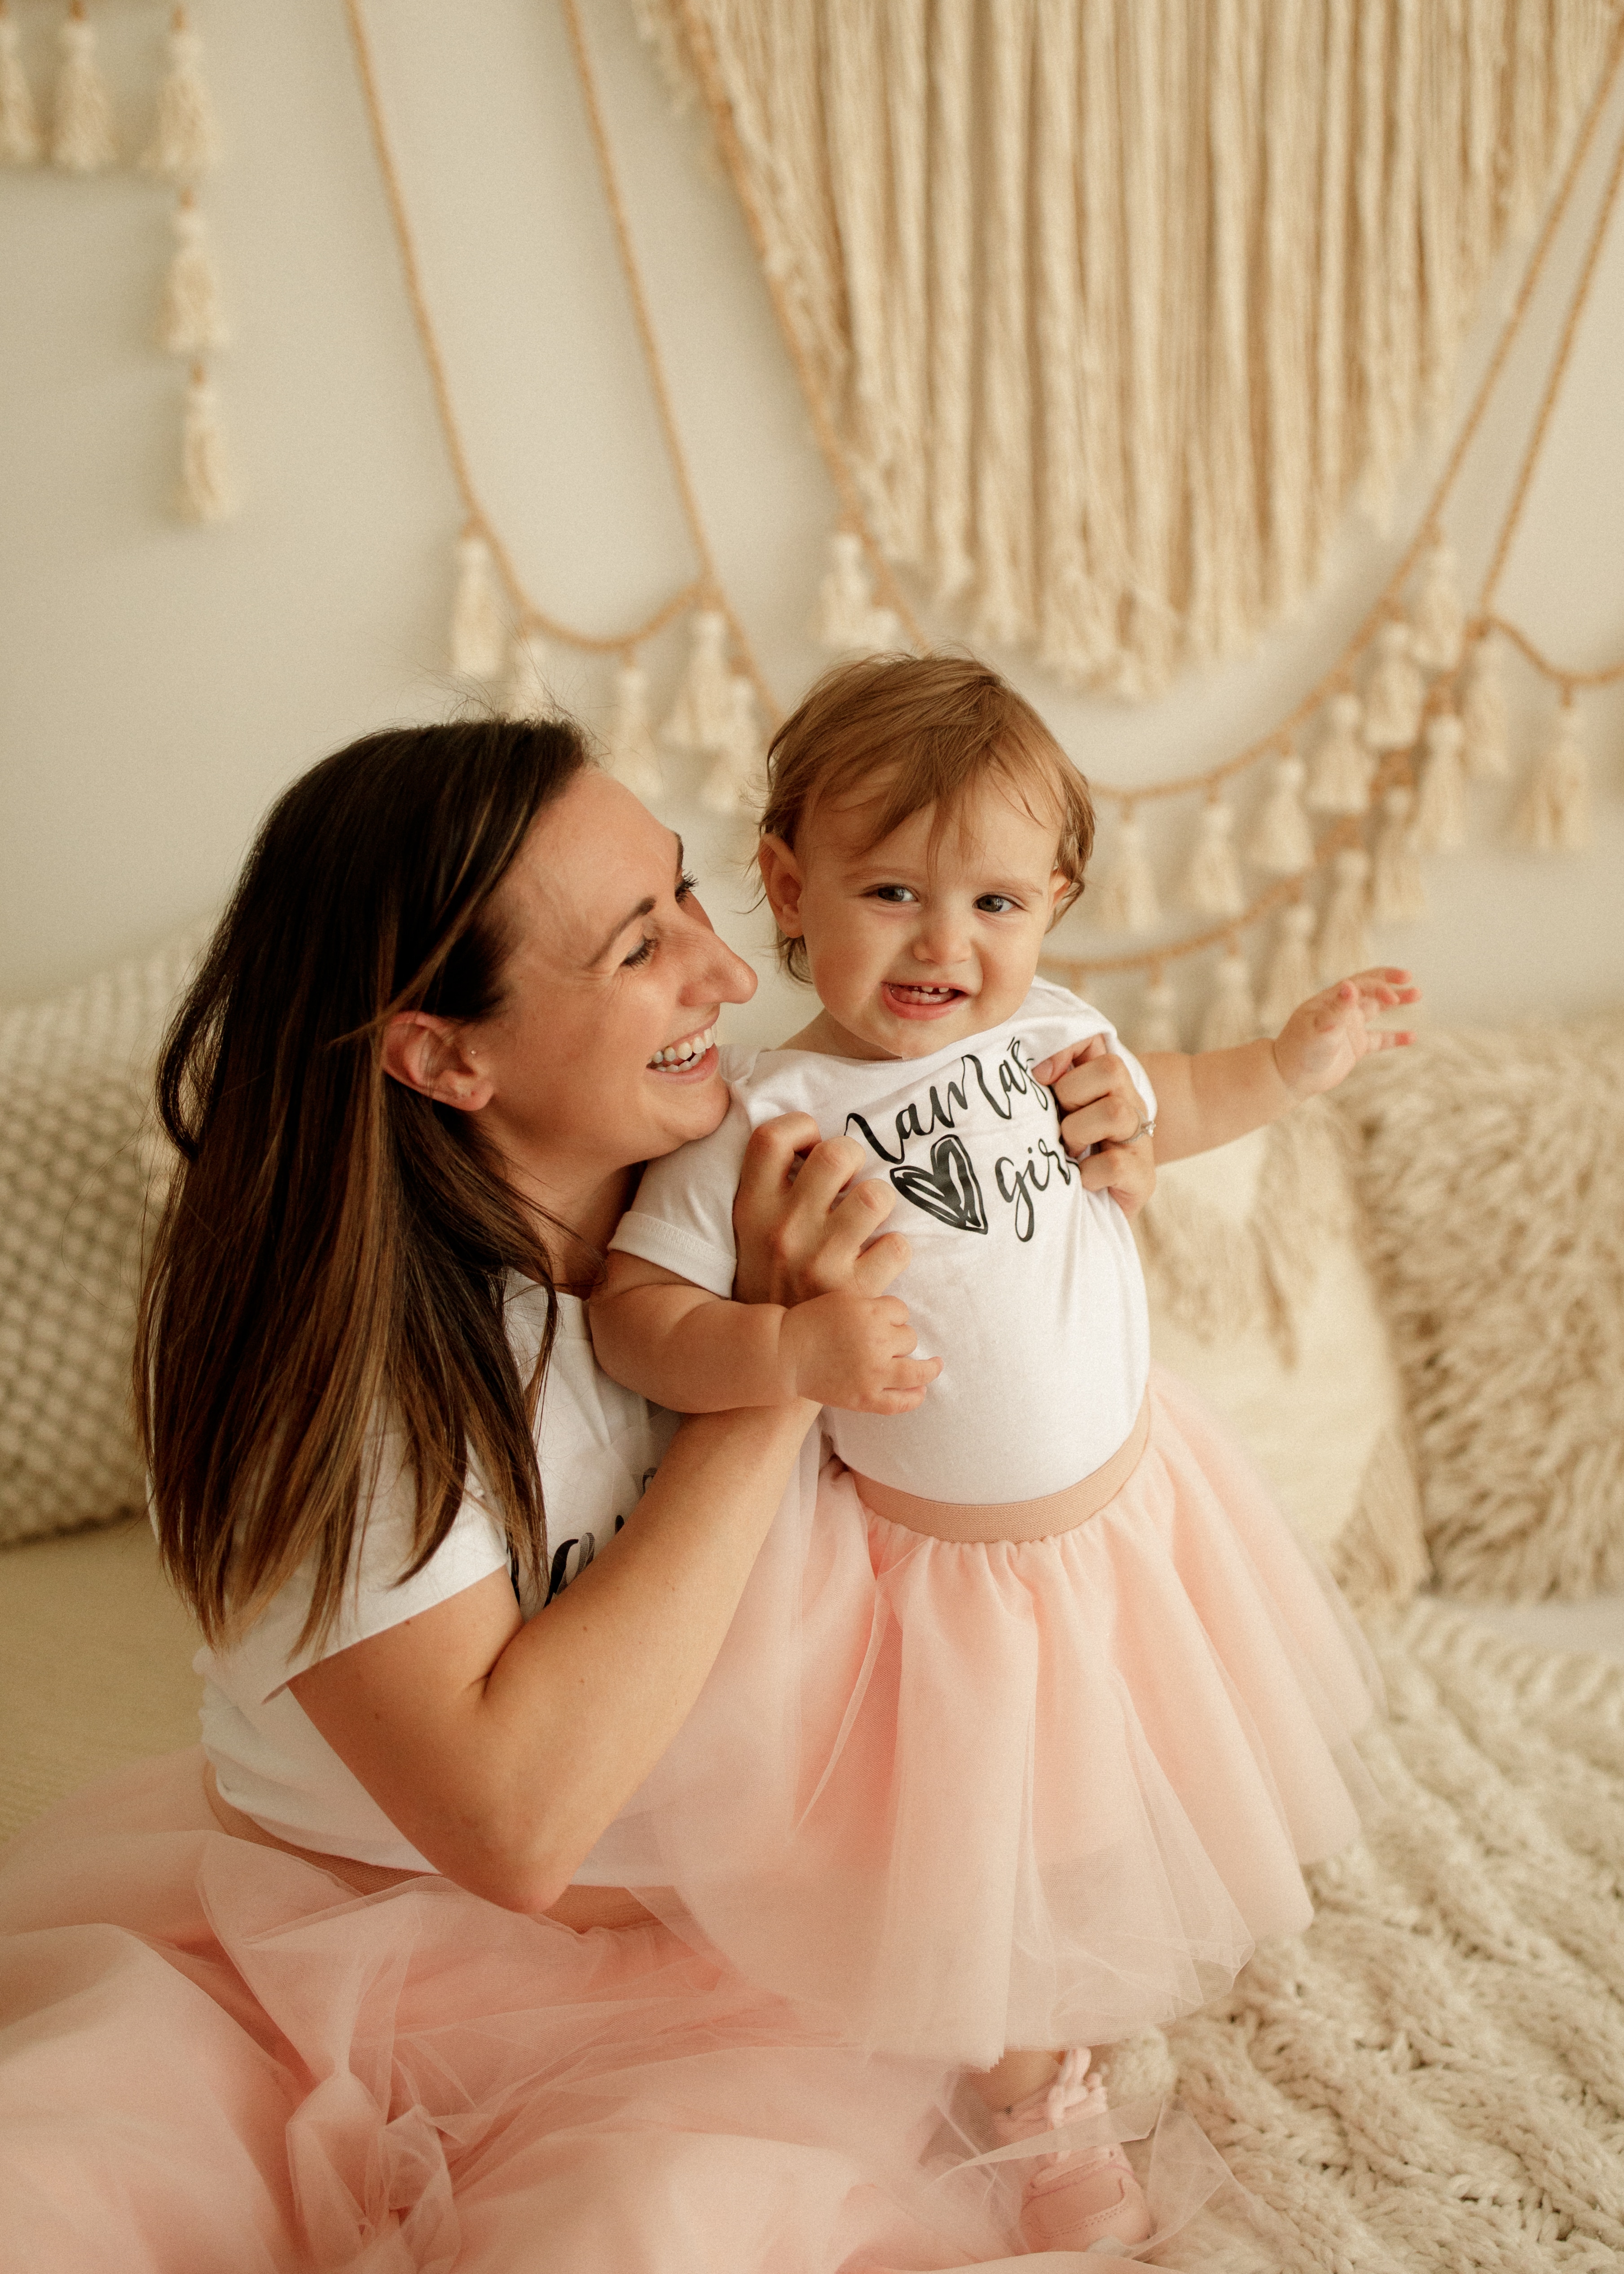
xmin=609 ymin=980 xmax=1156 ymax=1503
xmin=196 ymin=1285 xmax=677 ymax=1872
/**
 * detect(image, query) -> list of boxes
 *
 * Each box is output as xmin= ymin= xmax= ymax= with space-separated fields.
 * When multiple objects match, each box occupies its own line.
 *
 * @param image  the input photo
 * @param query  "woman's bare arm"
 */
xmin=289 ymin=1122 xmax=910 ymax=1917
xmin=290 ymin=1398 xmax=813 ymax=1916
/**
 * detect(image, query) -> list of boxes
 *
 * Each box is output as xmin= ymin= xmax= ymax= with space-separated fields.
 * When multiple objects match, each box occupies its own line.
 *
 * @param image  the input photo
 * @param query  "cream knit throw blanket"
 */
xmin=1108 ymin=1602 xmax=1624 ymax=2271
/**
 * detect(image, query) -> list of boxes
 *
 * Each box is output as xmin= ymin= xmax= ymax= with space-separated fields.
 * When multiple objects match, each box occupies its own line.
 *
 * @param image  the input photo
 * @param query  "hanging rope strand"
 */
xmin=344 ymin=0 xmax=707 ymax=657
xmin=1477 ymin=90 xmax=1624 ymax=618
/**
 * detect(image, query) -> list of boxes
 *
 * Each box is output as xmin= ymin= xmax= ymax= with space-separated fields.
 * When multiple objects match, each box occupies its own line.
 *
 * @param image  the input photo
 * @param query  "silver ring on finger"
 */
xmin=1127 ymin=1114 xmax=1156 ymax=1144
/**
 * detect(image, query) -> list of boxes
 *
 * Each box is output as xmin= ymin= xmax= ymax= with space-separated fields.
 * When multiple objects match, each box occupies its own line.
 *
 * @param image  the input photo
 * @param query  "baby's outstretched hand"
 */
xmin=1272 ymin=968 xmax=1420 ymax=1100
xmin=779 ymin=1288 xmax=942 ymax=1415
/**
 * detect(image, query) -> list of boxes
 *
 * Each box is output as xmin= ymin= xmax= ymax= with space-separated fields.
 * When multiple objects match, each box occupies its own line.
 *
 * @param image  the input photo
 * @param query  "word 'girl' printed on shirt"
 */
xmin=844 ymin=1038 xmax=1075 ymax=1244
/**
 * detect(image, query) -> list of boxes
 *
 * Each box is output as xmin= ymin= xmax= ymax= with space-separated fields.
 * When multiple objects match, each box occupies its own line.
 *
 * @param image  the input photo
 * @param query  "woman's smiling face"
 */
xmin=467 ymin=769 xmax=756 ymax=1194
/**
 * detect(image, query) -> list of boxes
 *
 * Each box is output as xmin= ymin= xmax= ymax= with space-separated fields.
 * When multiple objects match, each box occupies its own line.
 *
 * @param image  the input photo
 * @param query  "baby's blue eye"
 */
xmin=872 ymin=884 xmax=916 ymax=904
xmin=976 ymin=894 xmax=1018 ymax=914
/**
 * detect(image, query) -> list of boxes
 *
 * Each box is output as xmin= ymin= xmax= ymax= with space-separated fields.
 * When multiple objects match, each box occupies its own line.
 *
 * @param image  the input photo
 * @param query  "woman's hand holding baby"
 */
xmin=731 ymin=1118 xmax=912 ymax=1307
xmin=1270 ymin=968 xmax=1419 ymax=1100
xmin=1028 ymin=1035 xmax=1158 ymax=1221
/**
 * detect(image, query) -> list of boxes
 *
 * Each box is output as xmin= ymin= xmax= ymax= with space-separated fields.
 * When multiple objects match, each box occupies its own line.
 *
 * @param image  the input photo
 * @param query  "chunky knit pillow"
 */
xmin=1335 ymin=1015 xmax=1624 ymax=1602
xmin=1136 ymin=1102 xmax=1430 ymax=1612
xmin=0 ymin=935 xmax=201 ymax=1546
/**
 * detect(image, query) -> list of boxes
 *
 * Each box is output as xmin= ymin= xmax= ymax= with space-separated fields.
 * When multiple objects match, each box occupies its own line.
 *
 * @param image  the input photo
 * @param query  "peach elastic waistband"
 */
xmin=852 ymin=1388 xmax=1152 ymax=1544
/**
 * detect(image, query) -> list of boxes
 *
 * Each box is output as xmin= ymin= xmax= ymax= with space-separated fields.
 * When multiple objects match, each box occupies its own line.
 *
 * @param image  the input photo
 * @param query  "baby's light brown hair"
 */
xmin=759 ymin=652 xmax=1094 ymax=981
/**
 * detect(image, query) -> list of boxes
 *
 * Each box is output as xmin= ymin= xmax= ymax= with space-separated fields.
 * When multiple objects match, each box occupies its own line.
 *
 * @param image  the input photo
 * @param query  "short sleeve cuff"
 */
xmin=608 ymin=1210 xmax=739 ymax=1300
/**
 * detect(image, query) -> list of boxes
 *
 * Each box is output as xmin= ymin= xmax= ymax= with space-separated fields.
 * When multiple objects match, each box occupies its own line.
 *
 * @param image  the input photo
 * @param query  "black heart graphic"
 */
xmin=890 ymin=1133 xmax=989 ymax=1234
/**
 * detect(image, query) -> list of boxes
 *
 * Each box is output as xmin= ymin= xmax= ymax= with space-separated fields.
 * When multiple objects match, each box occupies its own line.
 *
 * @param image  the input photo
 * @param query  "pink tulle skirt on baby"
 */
xmin=594 ymin=1365 xmax=1382 ymax=2067
xmin=0 ymin=1750 xmax=1040 ymax=2272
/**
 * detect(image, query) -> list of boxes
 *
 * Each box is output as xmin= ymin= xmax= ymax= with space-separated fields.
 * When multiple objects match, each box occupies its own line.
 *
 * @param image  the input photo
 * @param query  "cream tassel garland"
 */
xmin=1409 ymin=538 xmax=1465 ymax=671
xmin=1181 ymin=800 xmax=1245 ymax=919
xmin=1307 ymin=693 xmax=1373 ymax=814
xmin=1200 ymin=948 xmax=1259 ymax=1050
xmin=177 ymin=364 xmax=234 ymax=523
xmin=505 ymin=626 xmax=553 ymax=721
xmin=0 ymin=4 xmax=42 ymax=166
xmin=142 ymin=6 xmax=220 ymax=183
xmin=1460 ymin=637 xmax=1510 ymax=780
xmin=1515 ymin=696 xmax=1589 ymax=852
xmin=1371 ymin=786 xmax=1428 ymax=922
xmin=700 ymin=675 xmax=765 ymax=815
xmin=1412 ymin=710 xmax=1467 ymax=851
xmin=1135 ymin=972 xmax=1181 ymax=1053
xmin=814 ymin=531 xmax=898 ymax=655
xmin=1249 ymin=754 xmax=1315 ymax=875
xmin=662 ymin=609 xmax=732 ymax=753
xmin=1090 ymin=812 xmax=1160 ymax=934
xmin=156 ymin=190 xmax=228 ymax=355
xmin=1362 ymin=620 xmax=1425 ymax=751
xmin=51 ymin=2 xmax=115 ymax=174
xmin=1317 ymin=846 xmax=1373 ymax=979
xmin=604 ymin=662 xmax=662 ymax=801
xmin=449 ymin=530 xmax=506 ymax=679
xmin=1258 ymin=903 xmax=1318 ymax=1031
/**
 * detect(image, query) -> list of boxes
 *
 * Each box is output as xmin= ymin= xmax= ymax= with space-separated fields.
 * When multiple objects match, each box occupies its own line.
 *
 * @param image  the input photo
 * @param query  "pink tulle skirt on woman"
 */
xmin=0 ymin=1751 xmax=1033 ymax=2272
xmin=594 ymin=1366 xmax=1382 ymax=2067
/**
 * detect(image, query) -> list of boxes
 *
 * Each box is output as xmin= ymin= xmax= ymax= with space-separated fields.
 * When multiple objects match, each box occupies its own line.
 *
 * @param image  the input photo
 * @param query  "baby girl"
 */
xmin=590 ymin=653 xmax=1413 ymax=2253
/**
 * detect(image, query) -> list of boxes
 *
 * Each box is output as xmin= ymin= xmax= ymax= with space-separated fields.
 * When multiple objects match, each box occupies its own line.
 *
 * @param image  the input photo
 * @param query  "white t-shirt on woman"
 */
xmin=195 ymin=1286 xmax=677 ymax=1872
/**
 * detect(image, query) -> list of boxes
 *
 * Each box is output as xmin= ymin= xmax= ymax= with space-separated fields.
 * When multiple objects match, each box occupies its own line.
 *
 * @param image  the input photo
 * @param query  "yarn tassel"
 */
xmin=1316 ymin=846 xmax=1373 ymax=979
xmin=1181 ymin=800 xmax=1245 ymax=918
xmin=1515 ymin=696 xmax=1589 ymax=852
xmin=1408 ymin=538 xmax=1465 ymax=671
xmin=1371 ymin=787 xmax=1428 ymax=921
xmin=604 ymin=661 xmax=662 ymax=801
xmin=0 ymin=3 xmax=42 ymax=165
xmin=1307 ymin=693 xmax=1373 ymax=815
xmin=51 ymin=1 xmax=114 ymax=173
xmin=449 ymin=529 xmax=506 ymax=679
xmin=1249 ymin=754 xmax=1315 ymax=875
xmin=505 ymin=626 xmax=553 ymax=721
xmin=1460 ymin=637 xmax=1510 ymax=781
xmin=1090 ymin=813 xmax=1160 ymax=933
xmin=700 ymin=675 xmax=765 ymax=815
xmin=142 ymin=5 xmax=219 ymax=182
xmin=1257 ymin=903 xmax=1318 ymax=1031
xmin=176 ymin=364 xmax=234 ymax=523
xmin=814 ymin=530 xmax=899 ymax=655
xmin=1200 ymin=948 xmax=1259 ymax=1049
xmin=1362 ymin=620 xmax=1425 ymax=751
xmin=662 ymin=608 xmax=732 ymax=753
xmin=156 ymin=189 xmax=227 ymax=354
xmin=1411 ymin=712 xmax=1467 ymax=851
xmin=1134 ymin=972 xmax=1181 ymax=1053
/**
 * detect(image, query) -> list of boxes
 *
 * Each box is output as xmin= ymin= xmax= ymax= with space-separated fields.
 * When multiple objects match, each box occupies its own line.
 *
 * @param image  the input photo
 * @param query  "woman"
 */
xmin=0 ymin=717 xmax=1154 ymax=2271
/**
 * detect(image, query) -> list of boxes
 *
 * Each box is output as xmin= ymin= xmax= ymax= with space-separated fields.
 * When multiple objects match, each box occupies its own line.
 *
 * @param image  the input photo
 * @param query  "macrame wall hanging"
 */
xmin=0 ymin=0 xmax=232 ymax=522
xmin=348 ymin=0 xmax=1624 ymax=1050
xmin=643 ymin=0 xmax=1616 ymax=697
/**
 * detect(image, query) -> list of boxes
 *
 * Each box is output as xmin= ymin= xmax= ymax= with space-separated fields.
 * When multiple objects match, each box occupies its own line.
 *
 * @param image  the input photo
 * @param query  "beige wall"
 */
xmin=2 ymin=0 xmax=1621 ymax=1048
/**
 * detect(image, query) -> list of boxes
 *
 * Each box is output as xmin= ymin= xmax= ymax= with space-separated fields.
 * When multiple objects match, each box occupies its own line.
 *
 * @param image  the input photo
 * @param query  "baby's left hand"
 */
xmin=1273 ymin=967 xmax=1421 ymax=1101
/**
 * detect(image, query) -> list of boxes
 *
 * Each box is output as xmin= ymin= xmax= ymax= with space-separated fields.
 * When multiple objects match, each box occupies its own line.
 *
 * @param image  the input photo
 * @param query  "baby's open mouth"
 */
xmin=647 ymin=1024 xmax=716 ymax=1071
xmin=882 ymin=983 xmax=968 ymax=1016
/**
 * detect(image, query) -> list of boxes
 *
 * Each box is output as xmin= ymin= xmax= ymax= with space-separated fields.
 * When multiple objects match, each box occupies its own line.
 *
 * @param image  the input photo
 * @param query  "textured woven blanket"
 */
xmin=1107 ymin=1602 xmax=1624 ymax=2272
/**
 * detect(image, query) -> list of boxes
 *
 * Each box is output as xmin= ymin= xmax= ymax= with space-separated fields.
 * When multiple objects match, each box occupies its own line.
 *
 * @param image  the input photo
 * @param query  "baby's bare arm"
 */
xmin=590 ymin=1251 xmax=941 ymax=1417
xmin=590 ymin=1253 xmax=797 ymax=1412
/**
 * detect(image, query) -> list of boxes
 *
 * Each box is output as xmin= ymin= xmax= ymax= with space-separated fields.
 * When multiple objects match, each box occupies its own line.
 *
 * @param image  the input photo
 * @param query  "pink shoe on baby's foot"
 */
xmin=991 ymin=2049 xmax=1154 ymax=2254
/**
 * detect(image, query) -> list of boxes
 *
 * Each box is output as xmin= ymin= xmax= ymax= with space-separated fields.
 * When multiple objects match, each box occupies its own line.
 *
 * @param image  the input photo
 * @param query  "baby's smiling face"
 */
xmin=759 ymin=773 xmax=1071 ymax=1062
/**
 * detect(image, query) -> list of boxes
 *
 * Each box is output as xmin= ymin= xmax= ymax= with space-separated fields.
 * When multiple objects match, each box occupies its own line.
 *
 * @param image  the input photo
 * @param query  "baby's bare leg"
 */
xmin=968 ymin=2047 xmax=1063 ymax=2111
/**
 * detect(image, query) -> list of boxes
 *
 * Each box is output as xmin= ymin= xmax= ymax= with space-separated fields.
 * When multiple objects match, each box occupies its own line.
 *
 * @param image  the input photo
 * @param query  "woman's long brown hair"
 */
xmin=137 ymin=718 xmax=590 ymax=1651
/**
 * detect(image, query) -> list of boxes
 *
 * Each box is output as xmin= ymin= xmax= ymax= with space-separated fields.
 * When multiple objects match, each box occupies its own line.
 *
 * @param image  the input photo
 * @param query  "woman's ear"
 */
xmin=757 ymin=835 xmax=806 ymax=939
xmin=382 ymin=1014 xmax=495 ymax=1112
